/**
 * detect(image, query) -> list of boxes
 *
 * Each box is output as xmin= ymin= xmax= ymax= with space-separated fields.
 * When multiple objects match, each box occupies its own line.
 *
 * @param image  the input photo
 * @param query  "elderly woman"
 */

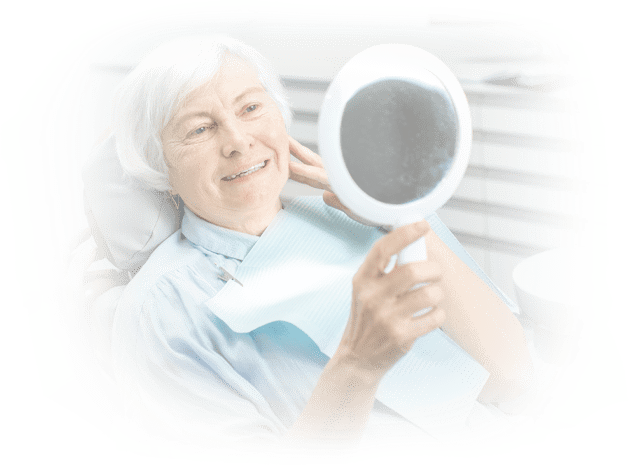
xmin=108 ymin=35 xmax=533 ymax=445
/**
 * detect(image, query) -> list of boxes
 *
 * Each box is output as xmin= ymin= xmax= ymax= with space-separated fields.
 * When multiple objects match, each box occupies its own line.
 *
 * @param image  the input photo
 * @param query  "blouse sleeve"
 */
xmin=112 ymin=283 xmax=285 ymax=445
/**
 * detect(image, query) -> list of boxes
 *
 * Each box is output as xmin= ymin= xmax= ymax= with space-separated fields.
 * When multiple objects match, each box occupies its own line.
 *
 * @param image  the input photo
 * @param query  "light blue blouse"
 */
xmin=111 ymin=197 xmax=516 ymax=443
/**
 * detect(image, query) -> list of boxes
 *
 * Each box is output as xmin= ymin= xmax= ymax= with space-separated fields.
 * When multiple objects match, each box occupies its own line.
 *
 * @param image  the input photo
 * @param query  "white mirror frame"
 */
xmin=318 ymin=44 xmax=472 ymax=226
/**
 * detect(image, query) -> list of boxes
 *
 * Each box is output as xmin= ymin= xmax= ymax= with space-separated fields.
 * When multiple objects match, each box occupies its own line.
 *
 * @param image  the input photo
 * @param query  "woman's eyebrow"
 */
xmin=233 ymin=86 xmax=266 ymax=103
xmin=170 ymin=86 xmax=265 ymax=134
xmin=172 ymin=111 xmax=212 ymax=134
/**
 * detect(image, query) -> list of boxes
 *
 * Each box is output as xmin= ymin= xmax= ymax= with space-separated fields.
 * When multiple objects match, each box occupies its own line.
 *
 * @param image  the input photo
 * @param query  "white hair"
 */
xmin=112 ymin=35 xmax=292 ymax=191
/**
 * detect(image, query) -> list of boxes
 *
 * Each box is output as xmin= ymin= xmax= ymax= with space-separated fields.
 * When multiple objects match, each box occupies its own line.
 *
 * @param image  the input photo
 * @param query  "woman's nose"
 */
xmin=220 ymin=118 xmax=253 ymax=158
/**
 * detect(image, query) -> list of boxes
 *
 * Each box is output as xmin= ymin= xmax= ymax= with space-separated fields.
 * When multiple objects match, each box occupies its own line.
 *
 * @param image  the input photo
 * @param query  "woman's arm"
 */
xmin=286 ymin=222 xmax=445 ymax=442
xmin=425 ymin=230 xmax=534 ymax=403
xmin=285 ymin=355 xmax=380 ymax=443
xmin=290 ymin=139 xmax=533 ymax=402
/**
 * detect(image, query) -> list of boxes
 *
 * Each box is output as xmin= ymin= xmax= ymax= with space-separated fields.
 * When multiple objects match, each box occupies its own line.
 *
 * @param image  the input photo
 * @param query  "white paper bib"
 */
xmin=207 ymin=196 xmax=488 ymax=434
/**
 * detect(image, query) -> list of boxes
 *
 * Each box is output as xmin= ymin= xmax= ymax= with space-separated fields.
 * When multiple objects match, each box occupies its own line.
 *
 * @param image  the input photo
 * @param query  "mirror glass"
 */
xmin=340 ymin=79 xmax=458 ymax=205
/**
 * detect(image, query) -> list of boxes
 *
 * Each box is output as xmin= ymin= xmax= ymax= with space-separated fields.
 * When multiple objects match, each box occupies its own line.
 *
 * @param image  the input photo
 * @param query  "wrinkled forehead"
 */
xmin=178 ymin=55 xmax=262 ymax=106
xmin=165 ymin=54 xmax=265 ymax=128
xmin=188 ymin=55 xmax=261 ymax=100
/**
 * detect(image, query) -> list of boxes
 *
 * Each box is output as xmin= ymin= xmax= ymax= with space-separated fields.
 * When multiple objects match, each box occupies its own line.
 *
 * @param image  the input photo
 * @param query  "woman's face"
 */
xmin=161 ymin=55 xmax=290 ymax=229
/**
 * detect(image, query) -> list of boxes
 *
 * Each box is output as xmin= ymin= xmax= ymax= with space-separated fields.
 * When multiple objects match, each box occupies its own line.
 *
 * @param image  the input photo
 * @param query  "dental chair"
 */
xmin=80 ymin=135 xmax=183 ymax=376
xmin=69 ymin=134 xmax=184 ymax=379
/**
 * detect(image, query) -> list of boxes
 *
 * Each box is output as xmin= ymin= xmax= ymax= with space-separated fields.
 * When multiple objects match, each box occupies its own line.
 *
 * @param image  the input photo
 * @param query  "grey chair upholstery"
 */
xmin=81 ymin=134 xmax=182 ymax=273
xmin=53 ymin=131 xmax=182 ymax=436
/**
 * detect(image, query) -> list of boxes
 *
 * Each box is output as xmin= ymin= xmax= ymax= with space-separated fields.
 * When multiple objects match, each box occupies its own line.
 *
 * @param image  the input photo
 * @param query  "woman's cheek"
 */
xmin=261 ymin=116 xmax=290 ymax=153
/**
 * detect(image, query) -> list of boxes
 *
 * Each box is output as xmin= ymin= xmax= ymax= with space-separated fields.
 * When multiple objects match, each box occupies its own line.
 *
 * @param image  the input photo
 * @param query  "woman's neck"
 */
xmin=190 ymin=198 xmax=283 ymax=236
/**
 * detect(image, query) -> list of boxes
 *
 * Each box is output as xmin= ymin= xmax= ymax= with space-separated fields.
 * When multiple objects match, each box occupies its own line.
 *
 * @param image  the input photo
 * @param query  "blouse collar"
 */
xmin=181 ymin=206 xmax=259 ymax=260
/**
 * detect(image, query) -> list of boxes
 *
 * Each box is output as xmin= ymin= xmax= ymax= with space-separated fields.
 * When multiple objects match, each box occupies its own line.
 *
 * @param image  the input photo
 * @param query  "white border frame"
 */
xmin=1 ymin=0 xmax=627 ymax=456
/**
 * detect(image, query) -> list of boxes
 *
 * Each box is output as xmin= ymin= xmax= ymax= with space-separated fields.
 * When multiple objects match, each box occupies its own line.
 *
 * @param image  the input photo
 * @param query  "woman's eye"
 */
xmin=245 ymin=104 xmax=258 ymax=113
xmin=191 ymin=123 xmax=215 ymax=137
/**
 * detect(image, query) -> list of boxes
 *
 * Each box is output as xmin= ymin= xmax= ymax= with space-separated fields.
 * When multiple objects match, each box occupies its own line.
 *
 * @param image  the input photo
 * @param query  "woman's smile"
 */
xmin=222 ymin=159 xmax=270 ymax=182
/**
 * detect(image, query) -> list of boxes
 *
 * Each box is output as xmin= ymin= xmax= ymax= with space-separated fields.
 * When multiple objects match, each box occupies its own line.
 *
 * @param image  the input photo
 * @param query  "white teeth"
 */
xmin=224 ymin=161 xmax=267 ymax=181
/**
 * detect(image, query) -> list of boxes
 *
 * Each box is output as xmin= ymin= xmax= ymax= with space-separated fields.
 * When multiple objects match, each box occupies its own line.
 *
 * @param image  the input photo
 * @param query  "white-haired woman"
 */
xmin=108 ymin=35 xmax=533 ymax=445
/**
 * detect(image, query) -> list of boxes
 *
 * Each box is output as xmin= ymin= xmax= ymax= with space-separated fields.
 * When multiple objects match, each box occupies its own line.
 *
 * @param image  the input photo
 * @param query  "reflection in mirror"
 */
xmin=340 ymin=79 xmax=458 ymax=204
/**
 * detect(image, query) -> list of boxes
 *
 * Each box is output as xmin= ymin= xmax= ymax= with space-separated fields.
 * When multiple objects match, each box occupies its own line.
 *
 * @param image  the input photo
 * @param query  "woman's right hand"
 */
xmin=335 ymin=221 xmax=446 ymax=384
xmin=287 ymin=222 xmax=445 ymax=441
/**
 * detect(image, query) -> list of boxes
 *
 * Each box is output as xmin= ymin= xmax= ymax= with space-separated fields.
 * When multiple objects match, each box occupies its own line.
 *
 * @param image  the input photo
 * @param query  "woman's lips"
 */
xmin=222 ymin=160 xmax=269 ymax=181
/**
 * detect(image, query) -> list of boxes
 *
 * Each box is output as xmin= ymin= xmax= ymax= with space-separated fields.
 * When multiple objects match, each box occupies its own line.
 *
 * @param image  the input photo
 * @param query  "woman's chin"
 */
xmin=225 ymin=175 xmax=286 ymax=208
xmin=225 ymin=187 xmax=282 ymax=213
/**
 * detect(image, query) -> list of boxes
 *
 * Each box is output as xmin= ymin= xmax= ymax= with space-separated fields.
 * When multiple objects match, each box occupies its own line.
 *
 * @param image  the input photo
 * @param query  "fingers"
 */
xmin=289 ymin=161 xmax=331 ymax=191
xmin=357 ymin=260 xmax=444 ymax=323
xmin=289 ymin=136 xmax=391 ymax=230
xmin=322 ymin=190 xmax=344 ymax=209
xmin=323 ymin=191 xmax=354 ymax=218
xmin=408 ymin=307 xmax=446 ymax=337
xmin=289 ymin=136 xmax=324 ymax=168
xmin=358 ymin=222 xmax=431 ymax=278
xmin=289 ymin=138 xmax=372 ymax=226
xmin=288 ymin=137 xmax=331 ymax=191
xmin=387 ymin=307 xmax=445 ymax=345
xmin=396 ymin=283 xmax=444 ymax=313
xmin=384 ymin=261 xmax=442 ymax=296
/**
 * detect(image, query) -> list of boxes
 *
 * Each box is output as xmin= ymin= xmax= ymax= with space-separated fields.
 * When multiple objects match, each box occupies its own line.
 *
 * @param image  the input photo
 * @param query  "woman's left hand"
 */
xmin=288 ymin=136 xmax=382 ymax=228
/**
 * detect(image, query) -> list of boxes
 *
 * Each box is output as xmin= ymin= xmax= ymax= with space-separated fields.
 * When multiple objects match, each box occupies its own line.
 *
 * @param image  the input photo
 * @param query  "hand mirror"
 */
xmin=318 ymin=44 xmax=472 ymax=263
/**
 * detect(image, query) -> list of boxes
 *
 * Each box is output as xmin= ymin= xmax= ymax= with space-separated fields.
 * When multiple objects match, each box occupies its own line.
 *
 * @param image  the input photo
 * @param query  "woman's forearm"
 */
xmin=284 ymin=354 xmax=380 ymax=443
xmin=284 ymin=223 xmax=447 ymax=442
xmin=425 ymin=229 xmax=534 ymax=403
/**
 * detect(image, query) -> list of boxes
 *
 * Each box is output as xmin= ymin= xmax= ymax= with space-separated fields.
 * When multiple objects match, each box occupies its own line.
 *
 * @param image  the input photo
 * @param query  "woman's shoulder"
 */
xmin=112 ymin=229 xmax=224 ymax=359
xmin=115 ymin=229 xmax=215 ymax=316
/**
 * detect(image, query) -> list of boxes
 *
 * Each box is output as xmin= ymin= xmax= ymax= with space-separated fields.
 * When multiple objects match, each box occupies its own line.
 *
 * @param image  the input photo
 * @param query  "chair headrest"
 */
xmin=82 ymin=135 xmax=183 ymax=272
